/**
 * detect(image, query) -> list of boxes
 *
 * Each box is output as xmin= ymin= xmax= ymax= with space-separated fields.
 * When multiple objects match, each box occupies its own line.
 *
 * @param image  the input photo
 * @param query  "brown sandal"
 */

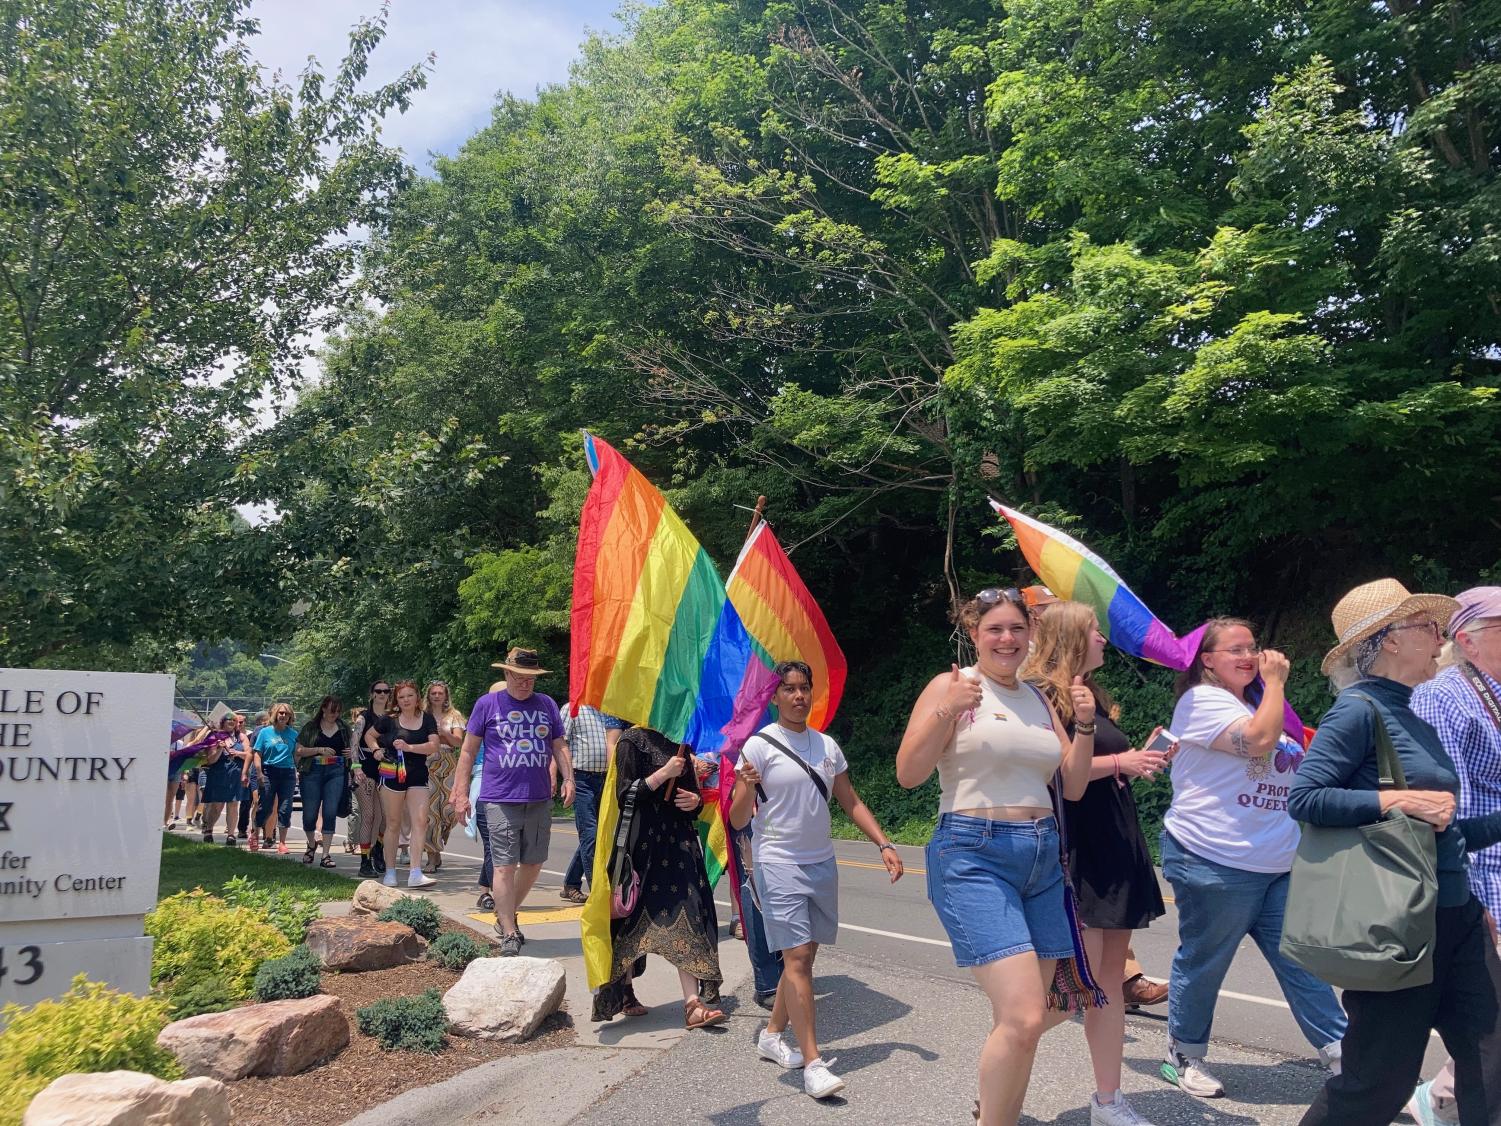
xmin=683 ymin=997 xmax=726 ymax=1030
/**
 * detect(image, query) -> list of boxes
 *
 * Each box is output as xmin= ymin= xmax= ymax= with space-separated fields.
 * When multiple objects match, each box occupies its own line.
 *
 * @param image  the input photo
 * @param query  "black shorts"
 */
xmin=378 ymin=753 xmax=430 ymax=792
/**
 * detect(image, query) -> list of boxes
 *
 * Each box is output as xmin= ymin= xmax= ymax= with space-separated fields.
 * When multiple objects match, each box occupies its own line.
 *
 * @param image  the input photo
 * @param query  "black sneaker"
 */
xmin=358 ymin=858 xmax=375 ymax=878
xmin=371 ymin=842 xmax=386 ymax=873
xmin=754 ymin=991 xmax=777 ymax=1011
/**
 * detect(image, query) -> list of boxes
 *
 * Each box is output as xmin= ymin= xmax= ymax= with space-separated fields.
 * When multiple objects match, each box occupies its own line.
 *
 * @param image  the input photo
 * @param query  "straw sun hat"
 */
xmin=1320 ymin=578 xmax=1459 ymax=676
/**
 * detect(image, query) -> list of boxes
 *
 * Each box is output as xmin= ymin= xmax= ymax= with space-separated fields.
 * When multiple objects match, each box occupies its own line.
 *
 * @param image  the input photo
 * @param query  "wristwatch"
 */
xmin=876 ymin=843 xmax=897 ymax=853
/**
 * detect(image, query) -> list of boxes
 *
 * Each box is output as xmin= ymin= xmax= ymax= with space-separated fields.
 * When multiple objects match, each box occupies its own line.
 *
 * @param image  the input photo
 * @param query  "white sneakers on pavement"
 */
xmin=756 ymin=1026 xmax=803 ymax=1069
xmin=1160 ymin=1046 xmax=1225 ymax=1098
xmin=407 ymin=869 xmax=435 ymax=888
xmin=802 ymin=1056 xmax=846 ymax=1100
xmin=1090 ymin=1089 xmax=1154 ymax=1125
xmin=381 ymin=868 xmax=398 ymax=888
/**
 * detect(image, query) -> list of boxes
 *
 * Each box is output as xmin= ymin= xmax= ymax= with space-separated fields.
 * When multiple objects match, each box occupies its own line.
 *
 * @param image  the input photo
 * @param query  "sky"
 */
xmin=245 ymin=0 xmax=627 ymax=168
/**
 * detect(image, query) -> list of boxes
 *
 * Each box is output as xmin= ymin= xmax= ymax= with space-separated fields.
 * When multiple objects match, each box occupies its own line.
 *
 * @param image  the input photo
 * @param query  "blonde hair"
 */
xmin=423 ymin=681 xmax=464 ymax=727
xmin=1021 ymin=600 xmax=1116 ymax=726
xmin=268 ymin=702 xmax=295 ymax=727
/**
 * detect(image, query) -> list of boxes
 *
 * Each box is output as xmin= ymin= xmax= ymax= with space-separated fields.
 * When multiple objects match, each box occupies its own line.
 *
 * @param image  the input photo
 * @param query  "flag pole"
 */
xmin=744 ymin=495 xmax=767 ymax=544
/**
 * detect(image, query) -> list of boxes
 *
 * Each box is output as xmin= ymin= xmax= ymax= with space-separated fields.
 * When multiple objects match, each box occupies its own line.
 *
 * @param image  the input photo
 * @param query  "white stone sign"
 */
xmin=0 ymin=669 xmax=170 ymax=1005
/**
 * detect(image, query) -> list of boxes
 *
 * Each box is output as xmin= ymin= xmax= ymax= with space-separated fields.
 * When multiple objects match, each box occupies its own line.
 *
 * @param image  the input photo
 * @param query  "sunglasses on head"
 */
xmin=976 ymin=587 xmax=1024 ymax=607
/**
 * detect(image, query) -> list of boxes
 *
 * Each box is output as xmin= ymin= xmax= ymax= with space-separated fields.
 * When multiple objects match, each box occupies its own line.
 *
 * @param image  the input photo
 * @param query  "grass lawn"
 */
xmin=158 ymin=834 xmax=358 ymax=901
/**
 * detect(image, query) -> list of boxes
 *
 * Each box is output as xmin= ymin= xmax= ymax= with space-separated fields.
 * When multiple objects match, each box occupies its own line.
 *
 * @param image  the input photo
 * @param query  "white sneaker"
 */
xmin=1318 ymin=1040 xmax=1342 ymax=1077
xmin=757 ymin=1027 xmax=804 ymax=1069
xmin=802 ymin=1057 xmax=845 ymax=1100
xmin=381 ymin=868 xmax=398 ymax=887
xmin=1090 ymin=1089 xmax=1153 ymax=1125
xmin=1160 ymin=1047 xmax=1224 ymax=1098
xmin=407 ymin=869 xmax=435 ymax=888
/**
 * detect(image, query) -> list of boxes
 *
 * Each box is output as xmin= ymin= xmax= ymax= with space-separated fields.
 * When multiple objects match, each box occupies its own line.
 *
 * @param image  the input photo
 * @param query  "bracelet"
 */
xmin=1076 ymin=722 xmax=1097 ymax=735
xmin=1112 ymin=753 xmax=1123 ymax=789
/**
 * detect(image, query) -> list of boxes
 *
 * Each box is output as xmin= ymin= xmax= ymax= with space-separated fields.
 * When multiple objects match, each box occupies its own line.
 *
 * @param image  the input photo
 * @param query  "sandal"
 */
xmin=730 ymin=919 xmax=745 ymax=941
xmin=476 ymin=892 xmax=494 ymax=911
xmin=319 ymin=856 xmax=337 ymax=868
xmin=622 ymin=1000 xmax=649 ymax=1018
xmin=683 ymin=997 xmax=726 ymax=1030
xmin=560 ymin=887 xmax=587 ymax=904
xmin=302 ymin=843 xmax=316 ymax=865
xmin=202 ymin=830 xmax=213 ymax=843
xmin=224 ymin=835 xmax=237 ymax=848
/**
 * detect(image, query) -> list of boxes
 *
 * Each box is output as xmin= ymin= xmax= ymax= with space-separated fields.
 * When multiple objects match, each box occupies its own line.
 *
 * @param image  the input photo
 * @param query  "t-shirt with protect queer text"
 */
xmin=742 ymin=722 xmax=848 ymax=866
xmin=1164 ymin=684 xmax=1304 ymax=873
xmin=468 ymin=689 xmax=565 ymax=805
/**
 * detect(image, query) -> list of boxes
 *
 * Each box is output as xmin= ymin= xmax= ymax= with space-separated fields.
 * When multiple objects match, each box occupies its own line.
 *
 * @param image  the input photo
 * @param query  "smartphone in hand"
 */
xmin=1144 ymin=726 xmax=1180 ymax=759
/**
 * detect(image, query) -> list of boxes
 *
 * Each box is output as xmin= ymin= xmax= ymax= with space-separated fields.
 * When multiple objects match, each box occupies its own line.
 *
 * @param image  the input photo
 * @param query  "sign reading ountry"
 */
xmin=0 ymin=669 xmax=170 ymax=1006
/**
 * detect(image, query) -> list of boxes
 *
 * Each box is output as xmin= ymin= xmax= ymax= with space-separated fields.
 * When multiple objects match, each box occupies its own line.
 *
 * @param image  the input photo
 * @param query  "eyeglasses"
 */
xmin=976 ymin=587 xmax=1023 ymax=606
xmin=1389 ymin=620 xmax=1441 ymax=640
xmin=372 ymin=688 xmax=391 ymax=695
xmin=1205 ymin=646 xmax=1262 ymax=658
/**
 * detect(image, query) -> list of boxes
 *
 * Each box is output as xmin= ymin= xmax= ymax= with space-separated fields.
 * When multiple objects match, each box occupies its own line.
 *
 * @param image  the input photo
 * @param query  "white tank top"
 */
xmin=937 ymin=669 xmax=1061 ymax=813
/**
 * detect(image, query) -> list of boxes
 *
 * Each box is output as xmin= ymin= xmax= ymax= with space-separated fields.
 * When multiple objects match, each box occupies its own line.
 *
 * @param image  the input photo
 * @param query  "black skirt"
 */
xmin=1063 ymin=714 xmax=1166 ymax=930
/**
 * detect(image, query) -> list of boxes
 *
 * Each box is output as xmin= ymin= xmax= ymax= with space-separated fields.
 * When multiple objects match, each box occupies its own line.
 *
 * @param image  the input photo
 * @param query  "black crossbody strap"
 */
xmin=1461 ymin=663 xmax=1501 ymax=734
xmin=609 ymin=779 xmax=642 ymax=887
xmin=753 ymin=733 xmax=831 ymax=804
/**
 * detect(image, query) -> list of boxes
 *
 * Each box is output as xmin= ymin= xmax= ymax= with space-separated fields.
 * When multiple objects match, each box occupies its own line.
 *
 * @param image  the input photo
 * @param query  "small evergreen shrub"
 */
xmin=146 ymin=890 xmax=292 ymax=1016
xmin=429 ymin=931 xmax=486 ymax=970
xmin=355 ymin=989 xmax=448 ymax=1052
xmin=253 ymin=945 xmax=322 ymax=1002
xmin=378 ymin=896 xmax=442 ymax=940
xmin=0 ymin=976 xmax=181 ymax=1126
xmin=222 ymin=875 xmax=324 ymax=944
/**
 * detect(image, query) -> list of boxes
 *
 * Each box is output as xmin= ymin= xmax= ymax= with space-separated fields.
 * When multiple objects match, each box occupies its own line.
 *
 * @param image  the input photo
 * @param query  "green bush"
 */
xmin=355 ymin=989 xmax=448 ymax=1052
xmin=378 ymin=896 xmax=442 ymax=941
xmin=0 ymin=976 xmax=181 ymax=1126
xmin=428 ymin=931 xmax=486 ymax=970
xmin=222 ymin=874 xmax=324 ymax=944
xmin=253 ymin=945 xmax=322 ymax=1002
xmin=146 ymin=890 xmax=292 ymax=1017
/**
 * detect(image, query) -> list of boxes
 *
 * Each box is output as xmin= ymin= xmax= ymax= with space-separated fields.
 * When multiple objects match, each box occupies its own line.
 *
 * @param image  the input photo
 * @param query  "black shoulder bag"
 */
xmin=752 ymin=733 xmax=830 ymax=804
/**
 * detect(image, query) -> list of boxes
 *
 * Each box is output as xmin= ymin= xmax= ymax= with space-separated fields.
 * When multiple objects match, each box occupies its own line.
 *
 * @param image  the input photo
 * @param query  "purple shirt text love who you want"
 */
xmin=470 ymin=689 xmax=564 ymax=804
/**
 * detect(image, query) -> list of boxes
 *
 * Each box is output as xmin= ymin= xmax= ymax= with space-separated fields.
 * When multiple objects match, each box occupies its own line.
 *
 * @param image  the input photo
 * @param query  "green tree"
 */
xmin=0 ymin=0 xmax=427 ymax=665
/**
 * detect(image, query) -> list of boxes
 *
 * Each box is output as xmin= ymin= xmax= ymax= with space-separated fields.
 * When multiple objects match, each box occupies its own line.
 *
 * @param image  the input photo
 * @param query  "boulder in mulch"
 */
xmin=443 ymin=956 xmax=566 ymax=1042
xmin=23 ymin=1070 xmax=230 ymax=1126
xmin=307 ymin=916 xmax=427 ymax=972
xmin=349 ymin=878 xmax=419 ymax=917
xmin=156 ymin=994 xmax=350 ymax=1080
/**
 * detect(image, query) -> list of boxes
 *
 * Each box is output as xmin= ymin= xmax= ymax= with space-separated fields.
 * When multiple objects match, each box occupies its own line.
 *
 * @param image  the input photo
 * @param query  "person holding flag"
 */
xmin=730 ymin=659 xmax=904 ymax=1101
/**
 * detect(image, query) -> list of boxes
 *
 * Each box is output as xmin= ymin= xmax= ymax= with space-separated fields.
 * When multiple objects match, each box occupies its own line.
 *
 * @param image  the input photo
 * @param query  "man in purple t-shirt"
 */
xmin=452 ymin=647 xmax=574 ymax=955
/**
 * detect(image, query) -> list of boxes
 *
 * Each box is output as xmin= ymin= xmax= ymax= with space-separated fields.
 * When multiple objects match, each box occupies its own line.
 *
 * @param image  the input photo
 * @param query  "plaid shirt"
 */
xmin=564 ymin=704 xmax=623 ymax=773
xmin=1413 ymin=663 xmax=1501 ymax=916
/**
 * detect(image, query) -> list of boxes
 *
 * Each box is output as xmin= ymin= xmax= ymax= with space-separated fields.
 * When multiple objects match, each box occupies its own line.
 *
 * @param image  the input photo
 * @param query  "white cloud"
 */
xmin=245 ymin=0 xmax=624 ymax=168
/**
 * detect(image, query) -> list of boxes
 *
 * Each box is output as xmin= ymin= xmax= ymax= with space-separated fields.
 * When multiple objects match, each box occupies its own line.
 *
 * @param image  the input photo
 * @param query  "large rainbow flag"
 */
xmin=992 ymin=500 xmax=1307 ymax=745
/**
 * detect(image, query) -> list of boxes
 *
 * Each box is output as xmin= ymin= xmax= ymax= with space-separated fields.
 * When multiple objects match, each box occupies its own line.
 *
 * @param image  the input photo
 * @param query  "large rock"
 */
xmin=23 ymin=1070 xmax=230 ymax=1126
xmin=306 ymin=916 xmax=426 ymax=971
xmin=350 ymin=878 xmax=419 ymax=917
xmin=156 ymin=994 xmax=349 ymax=1079
xmin=443 ymin=956 xmax=565 ymax=1042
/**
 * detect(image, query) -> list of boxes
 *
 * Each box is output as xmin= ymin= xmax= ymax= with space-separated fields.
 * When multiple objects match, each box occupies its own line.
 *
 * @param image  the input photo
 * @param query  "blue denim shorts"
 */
xmin=925 ymin=812 xmax=1073 ymax=968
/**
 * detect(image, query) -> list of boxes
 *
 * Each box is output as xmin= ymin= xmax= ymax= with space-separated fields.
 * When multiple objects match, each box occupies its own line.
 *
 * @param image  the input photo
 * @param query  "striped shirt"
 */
xmin=563 ymin=705 xmax=622 ymax=773
xmin=1413 ymin=663 xmax=1501 ymax=916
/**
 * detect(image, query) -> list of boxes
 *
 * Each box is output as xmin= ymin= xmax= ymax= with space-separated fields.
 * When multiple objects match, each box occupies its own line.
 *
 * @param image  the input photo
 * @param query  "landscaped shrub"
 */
xmin=0 ymin=976 xmax=181 ymax=1126
xmin=428 ymin=931 xmax=486 ymax=970
xmin=253 ymin=945 xmax=322 ymax=1002
xmin=222 ymin=874 xmax=324 ymax=944
xmin=378 ymin=896 xmax=442 ymax=940
xmin=355 ymin=989 xmax=448 ymax=1052
xmin=146 ymin=889 xmax=292 ymax=1016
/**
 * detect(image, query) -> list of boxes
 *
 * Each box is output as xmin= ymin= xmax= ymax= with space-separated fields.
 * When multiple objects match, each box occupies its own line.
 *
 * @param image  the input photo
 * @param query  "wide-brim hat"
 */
xmin=1320 ymin=578 xmax=1458 ymax=675
xmin=490 ymin=646 xmax=551 ymax=676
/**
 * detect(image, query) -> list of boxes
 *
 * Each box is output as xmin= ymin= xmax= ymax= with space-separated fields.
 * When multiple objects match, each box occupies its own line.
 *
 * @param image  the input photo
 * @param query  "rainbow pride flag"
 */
xmin=993 ymin=501 xmax=1203 ymax=668
xmin=726 ymin=521 xmax=846 ymax=730
xmin=992 ymin=500 xmax=1308 ymax=746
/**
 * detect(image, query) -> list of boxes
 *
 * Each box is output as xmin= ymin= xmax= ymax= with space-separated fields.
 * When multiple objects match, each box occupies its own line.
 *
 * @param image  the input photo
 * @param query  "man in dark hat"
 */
xmin=452 ymin=646 xmax=575 ymax=956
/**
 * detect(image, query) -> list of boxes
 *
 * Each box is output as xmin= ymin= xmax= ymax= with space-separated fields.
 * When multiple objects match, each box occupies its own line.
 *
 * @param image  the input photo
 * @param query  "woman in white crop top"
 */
xmin=897 ymin=588 xmax=1094 ymax=1126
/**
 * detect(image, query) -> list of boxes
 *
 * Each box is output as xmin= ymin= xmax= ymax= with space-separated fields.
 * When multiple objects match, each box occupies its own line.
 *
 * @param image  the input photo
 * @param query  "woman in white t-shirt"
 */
xmin=1158 ymin=618 xmax=1346 ymax=1101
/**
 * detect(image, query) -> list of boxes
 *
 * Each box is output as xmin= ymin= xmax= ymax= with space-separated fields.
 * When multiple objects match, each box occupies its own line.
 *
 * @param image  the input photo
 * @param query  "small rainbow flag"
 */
xmin=993 ymin=501 xmax=1203 ymax=668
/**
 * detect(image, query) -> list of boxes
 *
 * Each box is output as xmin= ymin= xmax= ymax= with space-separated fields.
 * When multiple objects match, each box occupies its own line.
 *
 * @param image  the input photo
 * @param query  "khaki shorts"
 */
xmin=482 ymin=800 xmax=551 ymax=867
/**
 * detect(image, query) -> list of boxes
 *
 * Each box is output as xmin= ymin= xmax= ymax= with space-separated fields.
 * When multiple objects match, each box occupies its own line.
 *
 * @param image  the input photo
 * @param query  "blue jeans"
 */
xmin=1161 ymin=831 xmax=1347 ymax=1056
xmin=260 ymin=765 xmax=297 ymax=833
xmin=564 ymin=769 xmax=606 ymax=890
xmin=300 ymin=762 xmax=346 ymax=836
xmin=732 ymin=825 xmax=783 ymax=995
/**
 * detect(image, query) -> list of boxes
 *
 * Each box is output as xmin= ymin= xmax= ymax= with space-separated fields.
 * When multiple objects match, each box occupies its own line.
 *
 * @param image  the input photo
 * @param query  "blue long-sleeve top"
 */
xmin=1288 ymin=676 xmax=1501 ymax=908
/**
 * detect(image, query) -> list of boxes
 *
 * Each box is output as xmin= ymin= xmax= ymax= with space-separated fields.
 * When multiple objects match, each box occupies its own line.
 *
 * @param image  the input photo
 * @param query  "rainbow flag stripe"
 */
xmin=571 ymin=433 xmax=729 ymax=740
xmin=993 ymin=501 xmax=1201 ymax=668
xmin=726 ymin=521 xmax=847 ymax=730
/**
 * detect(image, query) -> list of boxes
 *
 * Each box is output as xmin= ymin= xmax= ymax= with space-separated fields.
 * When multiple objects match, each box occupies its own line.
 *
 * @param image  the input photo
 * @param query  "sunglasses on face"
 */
xmin=373 ymin=688 xmax=391 ymax=695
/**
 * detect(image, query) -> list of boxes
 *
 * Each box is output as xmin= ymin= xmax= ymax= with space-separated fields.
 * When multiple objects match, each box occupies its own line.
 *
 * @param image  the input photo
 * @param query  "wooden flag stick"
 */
xmin=744 ymin=495 xmax=767 ymax=545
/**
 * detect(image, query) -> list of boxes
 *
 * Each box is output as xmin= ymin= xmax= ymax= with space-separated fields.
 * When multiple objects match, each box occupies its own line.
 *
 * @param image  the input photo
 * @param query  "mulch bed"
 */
xmin=225 ymin=924 xmax=576 ymax=1126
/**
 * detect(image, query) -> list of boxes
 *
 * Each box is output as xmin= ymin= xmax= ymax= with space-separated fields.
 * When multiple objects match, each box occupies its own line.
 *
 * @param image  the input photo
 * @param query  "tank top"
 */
xmin=937 ymin=669 xmax=1061 ymax=813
